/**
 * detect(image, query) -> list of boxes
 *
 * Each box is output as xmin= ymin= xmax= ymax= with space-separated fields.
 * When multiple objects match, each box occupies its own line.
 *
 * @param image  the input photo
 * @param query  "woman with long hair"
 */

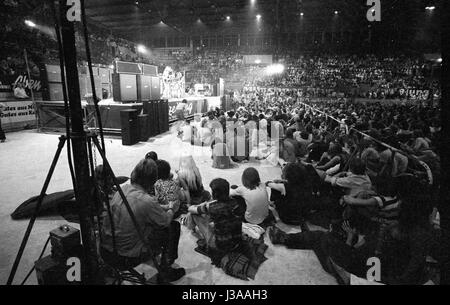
xmin=177 ymin=155 xmax=211 ymax=205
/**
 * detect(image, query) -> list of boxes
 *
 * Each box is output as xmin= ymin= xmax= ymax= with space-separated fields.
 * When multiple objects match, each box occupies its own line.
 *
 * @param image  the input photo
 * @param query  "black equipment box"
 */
xmin=50 ymin=224 xmax=81 ymax=261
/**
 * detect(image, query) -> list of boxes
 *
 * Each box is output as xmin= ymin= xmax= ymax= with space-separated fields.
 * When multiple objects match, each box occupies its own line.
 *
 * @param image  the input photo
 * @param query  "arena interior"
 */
xmin=0 ymin=0 xmax=449 ymax=286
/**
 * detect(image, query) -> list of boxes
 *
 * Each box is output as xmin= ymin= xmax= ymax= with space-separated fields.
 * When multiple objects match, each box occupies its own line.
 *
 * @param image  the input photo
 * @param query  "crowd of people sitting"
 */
xmin=96 ymin=91 xmax=441 ymax=284
xmin=177 ymin=48 xmax=439 ymax=100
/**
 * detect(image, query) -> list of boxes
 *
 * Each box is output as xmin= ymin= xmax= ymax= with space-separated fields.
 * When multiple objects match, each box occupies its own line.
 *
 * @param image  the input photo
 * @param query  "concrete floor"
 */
xmin=0 ymin=129 xmax=337 ymax=285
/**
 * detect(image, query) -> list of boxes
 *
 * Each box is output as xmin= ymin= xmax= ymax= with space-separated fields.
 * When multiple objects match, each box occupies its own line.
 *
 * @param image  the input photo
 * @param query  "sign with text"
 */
xmin=0 ymin=100 xmax=36 ymax=124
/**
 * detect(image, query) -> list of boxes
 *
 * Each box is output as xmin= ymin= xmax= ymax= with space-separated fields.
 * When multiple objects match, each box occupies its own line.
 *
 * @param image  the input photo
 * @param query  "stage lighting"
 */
xmin=300 ymin=12 xmax=304 ymax=17
xmin=137 ymin=45 xmax=147 ymax=54
xmin=226 ymin=16 xmax=231 ymax=20
xmin=266 ymin=64 xmax=285 ymax=75
xmin=256 ymin=14 xmax=261 ymax=20
xmin=437 ymin=58 xmax=442 ymax=63
xmin=24 ymin=20 xmax=36 ymax=28
xmin=426 ymin=6 xmax=435 ymax=10
xmin=334 ymin=10 xmax=339 ymax=15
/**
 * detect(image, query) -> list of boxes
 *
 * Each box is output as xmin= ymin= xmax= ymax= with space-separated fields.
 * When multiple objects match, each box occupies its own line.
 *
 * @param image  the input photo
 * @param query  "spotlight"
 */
xmin=334 ymin=10 xmax=339 ymax=15
xmin=300 ymin=12 xmax=304 ymax=17
xmin=426 ymin=6 xmax=435 ymax=10
xmin=137 ymin=45 xmax=147 ymax=54
xmin=226 ymin=16 xmax=231 ymax=21
xmin=24 ymin=20 xmax=36 ymax=28
xmin=265 ymin=64 xmax=285 ymax=75
xmin=135 ymin=1 xmax=139 ymax=5
xmin=256 ymin=14 xmax=261 ymax=20
xmin=437 ymin=58 xmax=442 ymax=63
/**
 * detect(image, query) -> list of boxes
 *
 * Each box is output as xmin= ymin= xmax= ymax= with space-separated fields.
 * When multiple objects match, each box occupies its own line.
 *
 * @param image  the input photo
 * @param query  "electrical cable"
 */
xmin=50 ymin=0 xmax=77 ymax=190
xmin=79 ymin=0 xmax=107 ymax=156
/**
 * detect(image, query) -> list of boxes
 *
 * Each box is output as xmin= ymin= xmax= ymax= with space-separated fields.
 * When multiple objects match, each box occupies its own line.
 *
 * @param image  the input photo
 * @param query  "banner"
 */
xmin=0 ymin=100 xmax=36 ymax=124
xmin=0 ymin=73 xmax=42 ymax=93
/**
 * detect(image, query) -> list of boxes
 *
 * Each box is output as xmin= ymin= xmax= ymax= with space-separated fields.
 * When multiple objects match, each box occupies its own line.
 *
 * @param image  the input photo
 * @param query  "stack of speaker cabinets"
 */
xmin=120 ymin=109 xmax=139 ymax=145
xmin=41 ymin=64 xmax=109 ymax=102
xmin=142 ymin=99 xmax=169 ymax=138
xmin=78 ymin=66 xmax=102 ymax=101
xmin=41 ymin=64 xmax=64 ymax=101
xmin=112 ymin=61 xmax=141 ymax=103
xmin=137 ymin=63 xmax=159 ymax=102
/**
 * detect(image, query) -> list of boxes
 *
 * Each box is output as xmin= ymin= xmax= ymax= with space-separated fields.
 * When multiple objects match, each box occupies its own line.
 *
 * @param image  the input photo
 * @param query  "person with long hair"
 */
xmin=177 ymin=155 xmax=211 ymax=205
xmin=266 ymin=162 xmax=313 ymax=225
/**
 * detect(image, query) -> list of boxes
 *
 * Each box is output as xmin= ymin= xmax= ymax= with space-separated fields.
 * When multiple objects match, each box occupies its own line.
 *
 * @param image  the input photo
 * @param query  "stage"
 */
xmin=34 ymin=95 xmax=223 ymax=133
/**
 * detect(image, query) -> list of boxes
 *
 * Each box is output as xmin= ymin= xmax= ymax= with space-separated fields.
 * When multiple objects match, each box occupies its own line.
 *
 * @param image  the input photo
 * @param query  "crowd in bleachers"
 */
xmin=176 ymin=49 xmax=439 ymax=100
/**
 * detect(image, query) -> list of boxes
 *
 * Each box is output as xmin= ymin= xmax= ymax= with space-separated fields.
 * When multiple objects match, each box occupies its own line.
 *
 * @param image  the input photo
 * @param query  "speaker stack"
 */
xmin=41 ymin=64 xmax=110 ymax=102
xmin=78 ymin=66 xmax=102 ymax=102
xmin=142 ymin=99 xmax=169 ymax=137
xmin=120 ymin=109 xmax=139 ymax=145
xmin=112 ymin=61 xmax=141 ymax=103
xmin=41 ymin=64 xmax=64 ymax=101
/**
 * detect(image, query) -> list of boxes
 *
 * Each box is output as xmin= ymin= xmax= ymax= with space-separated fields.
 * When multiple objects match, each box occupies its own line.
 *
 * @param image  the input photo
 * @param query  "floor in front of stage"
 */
xmin=0 ymin=129 xmax=337 ymax=285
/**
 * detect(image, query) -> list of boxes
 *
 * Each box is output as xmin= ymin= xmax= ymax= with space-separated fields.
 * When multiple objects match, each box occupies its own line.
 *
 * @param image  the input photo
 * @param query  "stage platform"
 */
xmin=35 ymin=95 xmax=223 ymax=133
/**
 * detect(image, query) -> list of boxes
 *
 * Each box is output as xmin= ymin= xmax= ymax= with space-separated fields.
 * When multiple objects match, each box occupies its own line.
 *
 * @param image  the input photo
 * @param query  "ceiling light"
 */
xmin=24 ymin=20 xmax=36 ymax=28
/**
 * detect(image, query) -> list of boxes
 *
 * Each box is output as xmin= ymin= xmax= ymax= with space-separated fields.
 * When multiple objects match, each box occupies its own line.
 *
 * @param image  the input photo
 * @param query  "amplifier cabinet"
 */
xmin=120 ymin=109 xmax=139 ymax=145
xmin=112 ymin=73 xmax=138 ymax=102
xmin=137 ymin=75 xmax=152 ymax=101
xmin=115 ymin=61 xmax=142 ymax=75
xmin=142 ymin=64 xmax=158 ymax=76
xmin=150 ymin=76 xmax=161 ymax=100
xmin=45 ymin=64 xmax=62 ymax=82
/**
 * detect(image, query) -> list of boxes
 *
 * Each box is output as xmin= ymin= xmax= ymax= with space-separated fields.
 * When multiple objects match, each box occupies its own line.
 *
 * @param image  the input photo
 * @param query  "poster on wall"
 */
xmin=0 ymin=100 xmax=36 ymax=125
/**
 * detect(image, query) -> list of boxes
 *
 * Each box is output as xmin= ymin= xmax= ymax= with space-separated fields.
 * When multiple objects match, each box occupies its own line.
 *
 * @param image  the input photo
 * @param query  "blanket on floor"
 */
xmin=218 ymin=235 xmax=268 ymax=281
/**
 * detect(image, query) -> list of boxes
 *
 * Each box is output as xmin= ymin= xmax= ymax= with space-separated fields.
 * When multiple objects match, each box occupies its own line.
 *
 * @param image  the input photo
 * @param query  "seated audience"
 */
xmin=177 ymin=155 xmax=211 ymax=205
xmin=230 ymin=167 xmax=273 ymax=227
xmin=188 ymin=178 xmax=244 ymax=257
xmin=101 ymin=159 xmax=185 ymax=283
xmin=266 ymin=163 xmax=313 ymax=225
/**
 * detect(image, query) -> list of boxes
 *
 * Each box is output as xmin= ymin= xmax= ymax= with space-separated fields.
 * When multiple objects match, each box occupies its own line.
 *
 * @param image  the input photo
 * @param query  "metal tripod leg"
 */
xmin=6 ymin=136 xmax=67 ymax=285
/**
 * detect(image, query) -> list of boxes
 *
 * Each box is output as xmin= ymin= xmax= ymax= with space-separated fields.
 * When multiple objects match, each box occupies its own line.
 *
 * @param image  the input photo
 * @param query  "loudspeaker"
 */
xmin=142 ymin=64 xmax=158 ymax=76
xmin=79 ymin=75 xmax=102 ymax=100
xmin=143 ymin=101 xmax=155 ymax=137
xmin=150 ymin=76 xmax=161 ymax=100
xmin=120 ymin=109 xmax=139 ymax=145
xmin=42 ymin=83 xmax=64 ymax=101
xmin=115 ymin=61 xmax=142 ymax=74
xmin=45 ymin=64 xmax=62 ymax=82
xmin=138 ymin=114 xmax=149 ymax=141
xmin=137 ymin=75 xmax=151 ymax=101
xmin=112 ymin=73 xmax=137 ymax=102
